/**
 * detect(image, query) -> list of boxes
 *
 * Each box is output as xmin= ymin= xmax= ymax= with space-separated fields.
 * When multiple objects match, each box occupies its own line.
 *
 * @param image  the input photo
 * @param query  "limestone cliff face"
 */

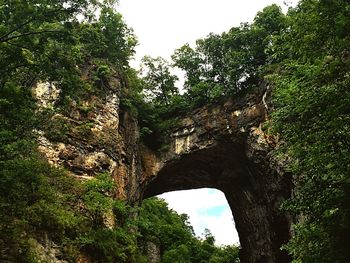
xmin=36 ymin=77 xmax=292 ymax=263
xmin=34 ymin=73 xmax=144 ymax=204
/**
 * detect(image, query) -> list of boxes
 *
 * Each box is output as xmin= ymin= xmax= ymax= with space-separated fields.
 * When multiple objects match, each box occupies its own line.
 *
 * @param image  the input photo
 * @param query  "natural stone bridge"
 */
xmin=36 ymin=77 xmax=292 ymax=263
xmin=141 ymin=87 xmax=292 ymax=263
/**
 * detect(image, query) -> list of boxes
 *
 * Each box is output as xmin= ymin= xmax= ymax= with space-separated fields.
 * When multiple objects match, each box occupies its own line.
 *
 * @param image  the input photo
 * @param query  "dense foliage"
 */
xmin=1 ymin=0 xmax=350 ymax=262
xmin=139 ymin=198 xmax=239 ymax=263
xmin=0 ymin=0 xmax=137 ymax=261
xmin=267 ymin=1 xmax=350 ymax=261
xmin=171 ymin=4 xmax=286 ymax=107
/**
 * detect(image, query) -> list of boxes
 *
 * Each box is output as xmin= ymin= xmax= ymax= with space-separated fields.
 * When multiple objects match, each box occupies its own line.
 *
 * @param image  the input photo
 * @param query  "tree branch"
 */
xmin=6 ymin=41 xmax=31 ymax=51
xmin=0 ymin=30 xmax=64 ymax=43
xmin=0 ymin=18 xmax=34 ymax=41
xmin=0 ymin=8 xmax=69 ymax=42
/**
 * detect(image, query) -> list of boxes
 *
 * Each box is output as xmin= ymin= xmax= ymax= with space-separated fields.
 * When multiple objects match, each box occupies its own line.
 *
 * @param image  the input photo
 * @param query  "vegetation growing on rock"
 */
xmin=139 ymin=2 xmax=350 ymax=261
xmin=1 ymin=0 xmax=350 ymax=262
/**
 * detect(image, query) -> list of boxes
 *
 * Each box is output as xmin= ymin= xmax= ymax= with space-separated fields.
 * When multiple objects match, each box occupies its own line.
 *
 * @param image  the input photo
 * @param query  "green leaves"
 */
xmin=130 ymin=5 xmax=288 ymax=151
xmin=171 ymin=5 xmax=286 ymax=106
xmin=140 ymin=56 xmax=179 ymax=105
xmin=269 ymin=0 xmax=350 ymax=261
xmin=138 ymin=198 xmax=240 ymax=263
xmin=0 ymin=1 xmax=138 ymax=260
xmin=76 ymin=175 xmax=137 ymax=262
xmin=78 ymin=6 xmax=136 ymax=68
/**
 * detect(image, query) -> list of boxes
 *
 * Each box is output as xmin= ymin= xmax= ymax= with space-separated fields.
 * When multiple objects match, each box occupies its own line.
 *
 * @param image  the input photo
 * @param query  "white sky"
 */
xmin=118 ymin=0 xmax=298 ymax=245
xmin=119 ymin=0 xmax=297 ymax=66
xmin=158 ymin=189 xmax=239 ymax=246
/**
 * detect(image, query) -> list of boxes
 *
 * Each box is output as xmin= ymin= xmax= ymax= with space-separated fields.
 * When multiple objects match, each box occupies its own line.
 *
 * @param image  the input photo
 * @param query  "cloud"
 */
xmin=158 ymin=189 xmax=240 ymax=246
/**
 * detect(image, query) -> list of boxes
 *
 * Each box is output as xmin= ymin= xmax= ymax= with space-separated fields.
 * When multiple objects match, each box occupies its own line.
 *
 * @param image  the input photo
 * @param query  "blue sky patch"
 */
xmin=207 ymin=189 xmax=219 ymax=195
xmin=199 ymin=205 xmax=227 ymax=217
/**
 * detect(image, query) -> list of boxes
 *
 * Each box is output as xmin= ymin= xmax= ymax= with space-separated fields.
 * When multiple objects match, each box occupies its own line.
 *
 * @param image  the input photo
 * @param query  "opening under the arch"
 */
xmin=158 ymin=188 xmax=239 ymax=246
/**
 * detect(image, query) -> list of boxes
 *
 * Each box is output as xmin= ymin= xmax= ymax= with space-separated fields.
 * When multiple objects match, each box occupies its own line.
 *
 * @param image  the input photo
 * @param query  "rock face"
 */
xmin=146 ymin=242 xmax=161 ymax=263
xmin=37 ymin=75 xmax=292 ymax=262
xmin=142 ymin=86 xmax=292 ymax=263
xmin=34 ymin=74 xmax=145 ymax=205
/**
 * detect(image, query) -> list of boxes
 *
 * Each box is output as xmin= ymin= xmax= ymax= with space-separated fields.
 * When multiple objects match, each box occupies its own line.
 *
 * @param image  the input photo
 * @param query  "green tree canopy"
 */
xmin=268 ymin=0 xmax=350 ymax=261
xmin=171 ymin=5 xmax=286 ymax=107
xmin=140 ymin=55 xmax=179 ymax=105
xmin=139 ymin=198 xmax=240 ymax=263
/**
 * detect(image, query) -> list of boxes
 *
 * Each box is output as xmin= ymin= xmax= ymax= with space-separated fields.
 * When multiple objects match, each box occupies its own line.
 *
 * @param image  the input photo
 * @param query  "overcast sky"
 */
xmin=119 ymin=0 xmax=297 ymax=66
xmin=118 ymin=0 xmax=298 ymax=245
xmin=158 ymin=189 xmax=239 ymax=245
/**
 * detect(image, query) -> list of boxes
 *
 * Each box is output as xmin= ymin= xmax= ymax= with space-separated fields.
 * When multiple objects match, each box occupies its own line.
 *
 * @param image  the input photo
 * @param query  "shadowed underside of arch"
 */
xmin=143 ymin=142 xmax=291 ymax=263
xmin=141 ymin=88 xmax=292 ymax=263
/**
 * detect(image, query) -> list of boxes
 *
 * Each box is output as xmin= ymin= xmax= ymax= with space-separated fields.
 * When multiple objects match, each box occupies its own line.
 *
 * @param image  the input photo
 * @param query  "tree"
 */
xmin=138 ymin=198 xmax=240 ymax=263
xmin=209 ymin=245 xmax=240 ymax=263
xmin=203 ymin=228 xmax=215 ymax=245
xmin=268 ymin=0 xmax=350 ymax=261
xmin=0 ymin=0 xmax=103 ymax=84
xmin=254 ymin=4 xmax=286 ymax=35
xmin=172 ymin=39 xmax=225 ymax=105
xmin=140 ymin=56 xmax=179 ymax=105
xmin=0 ymin=1 xmax=138 ymax=261
xmin=171 ymin=6 xmax=286 ymax=107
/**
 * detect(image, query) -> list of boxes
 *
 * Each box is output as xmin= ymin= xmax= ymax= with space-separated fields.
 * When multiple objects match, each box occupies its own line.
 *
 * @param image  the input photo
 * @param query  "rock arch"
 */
xmin=141 ymin=88 xmax=292 ymax=263
xmin=34 ymin=79 xmax=292 ymax=262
